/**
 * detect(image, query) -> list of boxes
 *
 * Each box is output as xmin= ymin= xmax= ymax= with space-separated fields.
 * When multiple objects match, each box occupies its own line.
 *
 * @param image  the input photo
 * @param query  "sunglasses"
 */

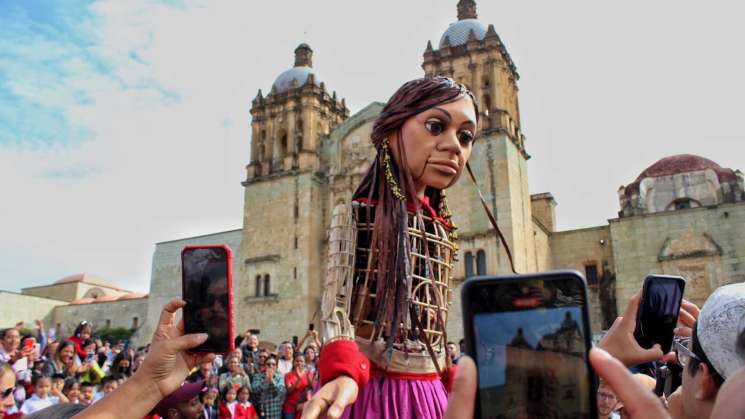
xmin=1 ymin=387 xmax=13 ymax=399
xmin=265 ymin=362 xmax=277 ymax=367
xmin=673 ymin=338 xmax=701 ymax=368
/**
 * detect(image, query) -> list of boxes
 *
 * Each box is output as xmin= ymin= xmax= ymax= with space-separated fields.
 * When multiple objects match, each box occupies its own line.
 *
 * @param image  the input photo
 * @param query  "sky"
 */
xmin=1 ymin=0 xmax=743 ymax=293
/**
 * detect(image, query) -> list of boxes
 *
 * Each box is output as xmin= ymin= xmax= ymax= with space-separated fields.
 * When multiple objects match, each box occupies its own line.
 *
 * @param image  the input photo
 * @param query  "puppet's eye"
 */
xmin=425 ymin=119 xmax=445 ymax=136
xmin=458 ymin=130 xmax=475 ymax=145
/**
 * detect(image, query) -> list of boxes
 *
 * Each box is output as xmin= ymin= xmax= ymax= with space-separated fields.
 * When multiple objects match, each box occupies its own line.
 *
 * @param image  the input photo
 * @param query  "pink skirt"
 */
xmin=339 ymin=376 xmax=448 ymax=419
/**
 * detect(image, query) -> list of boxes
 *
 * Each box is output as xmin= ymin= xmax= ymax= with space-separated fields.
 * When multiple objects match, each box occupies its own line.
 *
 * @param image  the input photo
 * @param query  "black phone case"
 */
xmin=634 ymin=274 xmax=686 ymax=353
xmin=461 ymin=270 xmax=598 ymax=419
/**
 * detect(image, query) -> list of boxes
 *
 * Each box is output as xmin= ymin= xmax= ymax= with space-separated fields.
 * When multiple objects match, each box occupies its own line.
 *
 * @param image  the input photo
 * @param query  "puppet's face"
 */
xmin=391 ymin=95 xmax=477 ymax=195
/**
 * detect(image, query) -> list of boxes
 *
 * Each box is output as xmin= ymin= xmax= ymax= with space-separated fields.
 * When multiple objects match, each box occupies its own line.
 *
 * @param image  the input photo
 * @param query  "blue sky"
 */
xmin=1 ymin=0 xmax=744 ymax=293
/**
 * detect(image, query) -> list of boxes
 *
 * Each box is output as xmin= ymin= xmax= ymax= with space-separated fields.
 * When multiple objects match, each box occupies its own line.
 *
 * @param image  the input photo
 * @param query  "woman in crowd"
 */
xmin=283 ymin=354 xmax=313 ymax=419
xmin=42 ymin=341 xmax=79 ymax=379
xmin=302 ymin=347 xmax=317 ymax=376
xmin=0 ymin=363 xmax=20 ymax=419
xmin=111 ymin=351 xmax=133 ymax=377
xmin=218 ymin=356 xmax=250 ymax=394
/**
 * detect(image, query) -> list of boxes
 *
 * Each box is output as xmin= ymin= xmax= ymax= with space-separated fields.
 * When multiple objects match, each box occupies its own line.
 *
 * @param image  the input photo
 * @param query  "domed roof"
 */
xmin=637 ymin=154 xmax=727 ymax=179
xmin=624 ymin=154 xmax=738 ymax=194
xmin=439 ymin=19 xmax=488 ymax=48
xmin=273 ymin=66 xmax=319 ymax=94
xmin=54 ymin=273 xmax=118 ymax=289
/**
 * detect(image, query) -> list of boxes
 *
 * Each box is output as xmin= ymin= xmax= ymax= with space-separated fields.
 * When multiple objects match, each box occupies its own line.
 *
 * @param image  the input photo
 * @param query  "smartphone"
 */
xmin=462 ymin=270 xmax=597 ymax=419
xmin=308 ymin=323 xmax=314 ymax=331
xmin=181 ymin=245 xmax=235 ymax=353
xmin=634 ymin=274 xmax=686 ymax=353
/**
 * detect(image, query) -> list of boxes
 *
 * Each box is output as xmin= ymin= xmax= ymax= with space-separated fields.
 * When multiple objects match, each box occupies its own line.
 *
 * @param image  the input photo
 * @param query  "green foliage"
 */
xmin=95 ymin=327 xmax=134 ymax=343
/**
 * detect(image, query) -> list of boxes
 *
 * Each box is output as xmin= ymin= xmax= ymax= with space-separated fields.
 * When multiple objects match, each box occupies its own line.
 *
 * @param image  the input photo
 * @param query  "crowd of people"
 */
xmin=0 ymin=280 xmax=743 ymax=419
xmin=0 ymin=315 xmax=323 ymax=419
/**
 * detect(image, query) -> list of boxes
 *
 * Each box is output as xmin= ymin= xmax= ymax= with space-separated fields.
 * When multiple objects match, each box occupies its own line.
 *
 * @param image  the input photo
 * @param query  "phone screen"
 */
xmin=182 ymin=246 xmax=232 ymax=353
xmin=635 ymin=275 xmax=685 ymax=352
xmin=466 ymin=274 xmax=595 ymax=419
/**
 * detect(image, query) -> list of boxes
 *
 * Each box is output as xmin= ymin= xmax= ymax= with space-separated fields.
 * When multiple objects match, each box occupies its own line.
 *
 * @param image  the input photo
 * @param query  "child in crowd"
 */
xmin=93 ymin=375 xmax=118 ymax=402
xmin=236 ymin=386 xmax=257 ymax=419
xmin=218 ymin=386 xmax=238 ymax=419
xmin=62 ymin=378 xmax=81 ymax=404
xmin=79 ymin=381 xmax=95 ymax=406
xmin=19 ymin=375 xmax=58 ymax=415
xmin=201 ymin=388 xmax=218 ymax=419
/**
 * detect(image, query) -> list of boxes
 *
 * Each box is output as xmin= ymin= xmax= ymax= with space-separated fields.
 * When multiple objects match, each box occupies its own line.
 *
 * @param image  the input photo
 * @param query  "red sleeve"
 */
xmin=318 ymin=339 xmax=370 ymax=389
xmin=248 ymin=405 xmax=257 ymax=419
xmin=443 ymin=365 xmax=457 ymax=393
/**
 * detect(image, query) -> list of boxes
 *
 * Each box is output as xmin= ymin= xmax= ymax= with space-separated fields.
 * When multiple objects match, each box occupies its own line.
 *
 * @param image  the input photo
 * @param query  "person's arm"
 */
xmin=297 ymin=332 xmax=311 ymax=352
xmin=73 ymin=299 xmax=214 ymax=419
xmin=275 ymin=375 xmax=286 ymax=399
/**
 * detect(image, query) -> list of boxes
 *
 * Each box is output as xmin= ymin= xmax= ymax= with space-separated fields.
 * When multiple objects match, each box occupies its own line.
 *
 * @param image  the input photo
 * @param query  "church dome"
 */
xmin=273 ymin=66 xmax=318 ymax=94
xmin=439 ymin=19 xmax=488 ymax=48
xmin=631 ymin=154 xmax=736 ymax=187
xmin=271 ymin=43 xmax=320 ymax=94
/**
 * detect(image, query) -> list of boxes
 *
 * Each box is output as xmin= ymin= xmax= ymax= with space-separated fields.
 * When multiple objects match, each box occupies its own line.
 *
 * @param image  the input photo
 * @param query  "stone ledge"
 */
xmin=244 ymin=294 xmax=280 ymax=304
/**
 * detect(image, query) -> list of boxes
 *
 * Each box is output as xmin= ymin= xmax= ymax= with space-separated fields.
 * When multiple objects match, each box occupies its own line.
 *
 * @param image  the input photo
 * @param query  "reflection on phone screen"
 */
xmin=182 ymin=247 xmax=230 ymax=353
xmin=471 ymin=279 xmax=592 ymax=419
xmin=637 ymin=277 xmax=684 ymax=352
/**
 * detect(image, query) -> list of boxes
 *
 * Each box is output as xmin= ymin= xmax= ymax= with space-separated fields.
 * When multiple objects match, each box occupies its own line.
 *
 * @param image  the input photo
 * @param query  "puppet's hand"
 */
xmin=302 ymin=375 xmax=358 ymax=419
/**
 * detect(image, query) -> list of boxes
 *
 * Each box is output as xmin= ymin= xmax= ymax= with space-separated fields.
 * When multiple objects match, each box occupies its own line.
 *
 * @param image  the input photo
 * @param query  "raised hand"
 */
xmin=302 ymin=376 xmax=358 ymax=419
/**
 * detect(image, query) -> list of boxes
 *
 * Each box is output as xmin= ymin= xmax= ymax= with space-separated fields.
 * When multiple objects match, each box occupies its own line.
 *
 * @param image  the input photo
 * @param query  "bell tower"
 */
xmin=239 ymin=44 xmax=349 ymax=341
xmin=247 ymin=44 xmax=349 ymax=180
xmin=422 ymin=1 xmax=536 ymax=274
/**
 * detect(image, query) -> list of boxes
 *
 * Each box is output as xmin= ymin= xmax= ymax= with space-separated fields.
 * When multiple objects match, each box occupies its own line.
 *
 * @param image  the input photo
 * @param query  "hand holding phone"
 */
xmin=461 ymin=271 xmax=597 ymax=419
xmin=181 ymin=245 xmax=235 ymax=354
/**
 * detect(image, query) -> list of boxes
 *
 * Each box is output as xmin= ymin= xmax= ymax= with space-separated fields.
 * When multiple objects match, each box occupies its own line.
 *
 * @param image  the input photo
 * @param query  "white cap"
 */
xmin=697 ymin=282 xmax=745 ymax=380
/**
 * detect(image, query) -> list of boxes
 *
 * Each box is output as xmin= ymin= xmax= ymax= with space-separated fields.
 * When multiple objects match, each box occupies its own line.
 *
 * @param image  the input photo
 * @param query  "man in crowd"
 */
xmin=241 ymin=334 xmax=260 ymax=373
xmin=276 ymin=342 xmax=293 ymax=375
xmin=596 ymin=379 xmax=619 ymax=419
xmin=446 ymin=341 xmax=461 ymax=365
xmin=150 ymin=379 xmax=206 ymax=419
xmin=252 ymin=356 xmax=286 ymax=419
xmin=187 ymin=361 xmax=214 ymax=384
xmin=0 ymin=329 xmax=20 ymax=364
xmin=668 ymin=282 xmax=745 ymax=419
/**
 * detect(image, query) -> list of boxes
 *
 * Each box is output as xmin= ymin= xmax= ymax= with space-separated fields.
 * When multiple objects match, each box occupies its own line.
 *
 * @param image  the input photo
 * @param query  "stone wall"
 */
xmin=610 ymin=202 xmax=745 ymax=310
xmin=239 ymin=171 xmax=324 ymax=346
xmin=139 ymin=230 xmax=243 ymax=344
xmin=53 ymin=297 xmax=148 ymax=339
xmin=0 ymin=292 xmax=65 ymax=329
xmin=549 ymin=225 xmax=614 ymax=331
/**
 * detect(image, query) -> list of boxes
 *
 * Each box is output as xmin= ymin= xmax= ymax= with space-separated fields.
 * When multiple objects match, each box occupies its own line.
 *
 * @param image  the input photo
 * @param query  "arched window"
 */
xmin=476 ymin=250 xmax=487 ymax=276
xmin=264 ymin=274 xmax=271 ymax=297
xmin=278 ymin=131 xmax=288 ymax=159
xmin=255 ymin=275 xmax=262 ymax=297
xmin=464 ymin=252 xmax=475 ymax=278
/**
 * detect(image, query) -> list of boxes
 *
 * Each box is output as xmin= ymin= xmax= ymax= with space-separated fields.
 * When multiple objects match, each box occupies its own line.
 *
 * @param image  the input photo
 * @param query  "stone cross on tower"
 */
xmin=294 ymin=43 xmax=313 ymax=68
xmin=457 ymin=0 xmax=477 ymax=20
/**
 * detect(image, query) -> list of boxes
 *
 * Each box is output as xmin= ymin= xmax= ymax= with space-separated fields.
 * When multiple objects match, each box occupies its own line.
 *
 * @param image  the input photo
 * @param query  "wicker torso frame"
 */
xmin=321 ymin=201 xmax=457 ymax=374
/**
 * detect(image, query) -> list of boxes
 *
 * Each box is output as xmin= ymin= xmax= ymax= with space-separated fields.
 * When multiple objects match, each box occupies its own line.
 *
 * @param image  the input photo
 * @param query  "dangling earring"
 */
xmin=439 ymin=190 xmax=458 ymax=241
xmin=382 ymin=138 xmax=405 ymax=201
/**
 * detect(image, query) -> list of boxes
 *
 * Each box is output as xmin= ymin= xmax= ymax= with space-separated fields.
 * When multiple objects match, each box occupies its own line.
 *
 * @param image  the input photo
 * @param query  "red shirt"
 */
xmin=283 ymin=369 xmax=313 ymax=413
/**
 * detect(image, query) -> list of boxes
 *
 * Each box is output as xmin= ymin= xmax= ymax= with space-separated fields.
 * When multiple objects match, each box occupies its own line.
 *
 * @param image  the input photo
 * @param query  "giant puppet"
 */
xmin=304 ymin=76 xmax=505 ymax=419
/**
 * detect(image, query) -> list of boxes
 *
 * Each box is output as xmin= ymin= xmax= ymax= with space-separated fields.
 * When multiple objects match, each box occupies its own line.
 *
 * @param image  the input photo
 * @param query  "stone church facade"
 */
xmin=138 ymin=0 xmax=745 ymax=345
